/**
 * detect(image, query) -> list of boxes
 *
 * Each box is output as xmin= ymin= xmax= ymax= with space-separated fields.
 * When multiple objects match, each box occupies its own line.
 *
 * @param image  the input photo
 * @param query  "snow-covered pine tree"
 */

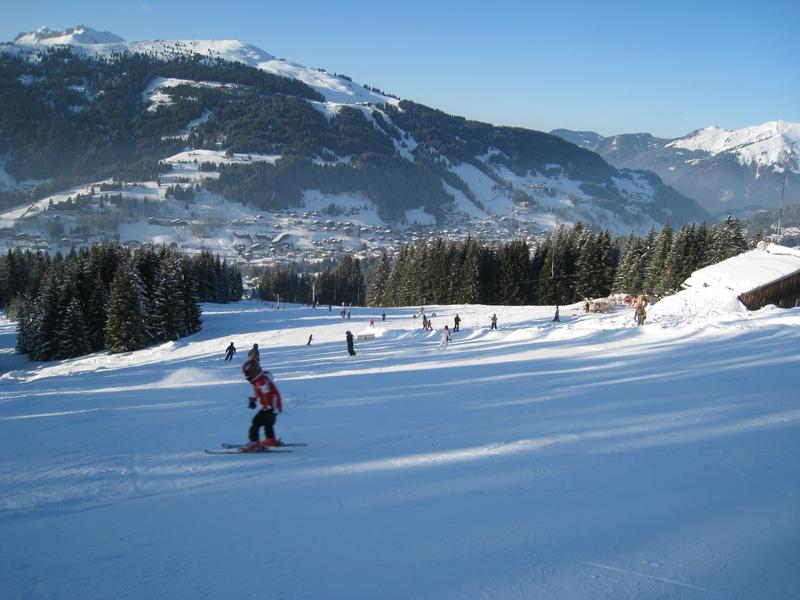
xmin=707 ymin=215 xmax=748 ymax=264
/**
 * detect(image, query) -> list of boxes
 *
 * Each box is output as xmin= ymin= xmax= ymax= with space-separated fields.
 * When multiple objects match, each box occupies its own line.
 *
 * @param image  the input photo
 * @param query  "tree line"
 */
xmin=247 ymin=217 xmax=749 ymax=310
xmin=256 ymin=255 xmax=365 ymax=307
xmin=366 ymin=217 xmax=749 ymax=307
xmin=0 ymin=245 xmax=243 ymax=360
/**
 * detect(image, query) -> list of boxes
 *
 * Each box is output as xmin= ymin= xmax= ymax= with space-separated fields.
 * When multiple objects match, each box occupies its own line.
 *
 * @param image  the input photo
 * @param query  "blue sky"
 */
xmin=3 ymin=0 xmax=798 ymax=138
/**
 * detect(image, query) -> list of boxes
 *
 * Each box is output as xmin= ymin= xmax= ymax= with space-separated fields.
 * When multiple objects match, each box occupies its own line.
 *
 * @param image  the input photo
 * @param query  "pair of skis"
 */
xmin=204 ymin=442 xmax=307 ymax=455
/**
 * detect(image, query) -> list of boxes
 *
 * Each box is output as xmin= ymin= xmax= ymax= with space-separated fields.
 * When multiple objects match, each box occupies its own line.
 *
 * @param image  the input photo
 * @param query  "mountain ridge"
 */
xmin=551 ymin=121 xmax=800 ymax=216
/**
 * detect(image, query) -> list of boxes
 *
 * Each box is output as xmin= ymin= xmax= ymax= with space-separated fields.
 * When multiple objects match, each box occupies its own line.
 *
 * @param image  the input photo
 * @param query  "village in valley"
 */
xmin=0 ymin=148 xmax=553 ymax=268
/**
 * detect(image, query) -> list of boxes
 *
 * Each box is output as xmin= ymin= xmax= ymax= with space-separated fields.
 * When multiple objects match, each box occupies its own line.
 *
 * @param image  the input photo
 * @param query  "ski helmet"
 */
xmin=242 ymin=358 xmax=262 ymax=381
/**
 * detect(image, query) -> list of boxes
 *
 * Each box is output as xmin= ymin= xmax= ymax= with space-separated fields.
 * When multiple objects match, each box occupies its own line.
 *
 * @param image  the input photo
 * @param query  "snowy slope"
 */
xmin=669 ymin=120 xmax=800 ymax=173
xmin=1 ymin=290 xmax=799 ymax=598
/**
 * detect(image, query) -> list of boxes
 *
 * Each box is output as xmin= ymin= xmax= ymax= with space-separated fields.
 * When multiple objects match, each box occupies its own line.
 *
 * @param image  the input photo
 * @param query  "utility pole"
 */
xmin=778 ymin=140 xmax=798 ymax=238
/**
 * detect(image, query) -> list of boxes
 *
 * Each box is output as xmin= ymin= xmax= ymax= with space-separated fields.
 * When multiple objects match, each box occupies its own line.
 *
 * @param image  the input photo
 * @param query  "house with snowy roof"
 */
xmin=683 ymin=242 xmax=800 ymax=310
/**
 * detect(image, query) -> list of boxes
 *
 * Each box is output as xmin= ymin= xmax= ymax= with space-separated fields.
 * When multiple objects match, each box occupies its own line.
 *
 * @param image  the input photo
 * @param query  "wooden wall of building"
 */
xmin=739 ymin=272 xmax=800 ymax=310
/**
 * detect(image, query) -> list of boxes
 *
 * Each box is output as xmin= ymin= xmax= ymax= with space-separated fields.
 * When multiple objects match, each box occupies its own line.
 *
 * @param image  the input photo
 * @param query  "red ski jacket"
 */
xmin=250 ymin=371 xmax=283 ymax=412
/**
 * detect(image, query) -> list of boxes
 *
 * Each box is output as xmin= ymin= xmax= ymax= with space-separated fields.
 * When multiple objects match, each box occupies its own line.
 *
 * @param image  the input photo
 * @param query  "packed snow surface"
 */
xmin=1 ymin=289 xmax=799 ymax=598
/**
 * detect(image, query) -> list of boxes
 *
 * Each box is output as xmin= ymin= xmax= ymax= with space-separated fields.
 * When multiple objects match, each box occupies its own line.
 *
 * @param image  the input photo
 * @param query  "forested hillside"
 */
xmin=1 ymin=47 xmax=708 ymax=228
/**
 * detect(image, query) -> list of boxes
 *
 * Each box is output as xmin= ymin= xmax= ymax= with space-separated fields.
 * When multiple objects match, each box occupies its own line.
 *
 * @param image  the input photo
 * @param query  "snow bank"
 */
xmin=648 ymin=286 xmax=746 ymax=323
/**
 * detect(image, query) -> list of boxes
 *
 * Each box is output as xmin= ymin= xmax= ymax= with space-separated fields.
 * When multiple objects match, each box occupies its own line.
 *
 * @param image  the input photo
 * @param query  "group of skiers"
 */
xmin=224 ymin=342 xmax=260 ymax=361
xmin=224 ymin=296 xmax=654 ymax=450
xmin=221 ymin=308 xmax=510 ymax=451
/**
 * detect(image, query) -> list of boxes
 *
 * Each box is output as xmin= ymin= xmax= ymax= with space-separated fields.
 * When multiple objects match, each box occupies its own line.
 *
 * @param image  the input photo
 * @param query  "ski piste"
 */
xmin=221 ymin=442 xmax=308 ymax=449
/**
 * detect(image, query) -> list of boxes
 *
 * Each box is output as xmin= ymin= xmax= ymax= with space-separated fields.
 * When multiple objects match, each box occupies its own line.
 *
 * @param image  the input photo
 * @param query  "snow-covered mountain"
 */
xmin=669 ymin=121 xmax=800 ymax=173
xmin=13 ymin=24 xmax=125 ymax=46
xmin=4 ymin=25 xmax=395 ymax=106
xmin=552 ymin=121 xmax=800 ymax=216
xmin=0 ymin=25 xmax=708 ymax=259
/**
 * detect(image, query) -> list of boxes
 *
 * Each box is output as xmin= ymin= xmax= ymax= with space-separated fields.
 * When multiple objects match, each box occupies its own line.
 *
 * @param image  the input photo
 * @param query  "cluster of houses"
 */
xmin=0 ymin=197 xmax=555 ymax=266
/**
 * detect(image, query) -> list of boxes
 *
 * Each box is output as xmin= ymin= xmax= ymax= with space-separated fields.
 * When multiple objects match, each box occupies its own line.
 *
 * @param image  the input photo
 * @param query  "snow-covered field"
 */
xmin=1 ymin=291 xmax=799 ymax=599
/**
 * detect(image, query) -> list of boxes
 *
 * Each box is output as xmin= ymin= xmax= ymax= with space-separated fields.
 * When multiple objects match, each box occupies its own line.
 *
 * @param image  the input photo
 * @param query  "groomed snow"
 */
xmin=1 ymin=287 xmax=799 ymax=599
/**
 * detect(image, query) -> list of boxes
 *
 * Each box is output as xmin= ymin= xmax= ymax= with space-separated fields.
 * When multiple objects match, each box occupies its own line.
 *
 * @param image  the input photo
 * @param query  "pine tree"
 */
xmin=14 ymin=299 xmax=36 ymax=356
xmin=56 ymin=297 xmax=91 ymax=358
xmin=612 ymin=233 xmax=647 ymax=294
xmin=458 ymin=238 xmax=481 ymax=304
xmin=576 ymin=229 xmax=602 ymax=298
xmin=662 ymin=224 xmax=695 ymax=293
xmin=499 ymin=240 xmax=530 ymax=305
xmin=105 ymin=259 xmax=148 ymax=353
xmin=86 ymin=273 xmax=108 ymax=350
xmin=596 ymin=230 xmax=617 ymax=296
xmin=366 ymin=252 xmax=391 ymax=306
xmin=707 ymin=215 xmax=748 ymax=264
xmin=180 ymin=257 xmax=203 ymax=336
xmin=30 ymin=263 xmax=65 ymax=361
xmin=153 ymin=254 xmax=183 ymax=341
xmin=645 ymin=223 xmax=673 ymax=296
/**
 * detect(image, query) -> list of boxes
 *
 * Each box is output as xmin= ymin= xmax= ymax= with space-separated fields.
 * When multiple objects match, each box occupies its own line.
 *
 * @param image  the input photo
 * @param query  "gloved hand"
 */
xmin=248 ymin=397 xmax=256 ymax=409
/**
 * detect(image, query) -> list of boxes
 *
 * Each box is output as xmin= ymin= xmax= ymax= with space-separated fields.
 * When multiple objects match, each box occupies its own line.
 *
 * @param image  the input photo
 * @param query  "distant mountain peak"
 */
xmin=669 ymin=120 xmax=800 ymax=168
xmin=14 ymin=25 xmax=126 ymax=46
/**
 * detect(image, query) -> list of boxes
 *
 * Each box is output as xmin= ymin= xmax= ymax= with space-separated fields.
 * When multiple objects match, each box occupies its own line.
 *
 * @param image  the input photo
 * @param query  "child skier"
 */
xmin=241 ymin=358 xmax=283 ymax=451
xmin=439 ymin=325 xmax=452 ymax=350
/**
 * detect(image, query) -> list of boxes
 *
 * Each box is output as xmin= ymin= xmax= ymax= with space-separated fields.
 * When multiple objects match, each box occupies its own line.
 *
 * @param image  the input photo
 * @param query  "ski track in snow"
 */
xmin=1 ymin=296 xmax=799 ymax=599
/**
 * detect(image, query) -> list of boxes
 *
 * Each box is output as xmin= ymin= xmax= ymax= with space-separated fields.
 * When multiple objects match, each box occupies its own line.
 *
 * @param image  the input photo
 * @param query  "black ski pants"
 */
xmin=249 ymin=409 xmax=277 ymax=442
